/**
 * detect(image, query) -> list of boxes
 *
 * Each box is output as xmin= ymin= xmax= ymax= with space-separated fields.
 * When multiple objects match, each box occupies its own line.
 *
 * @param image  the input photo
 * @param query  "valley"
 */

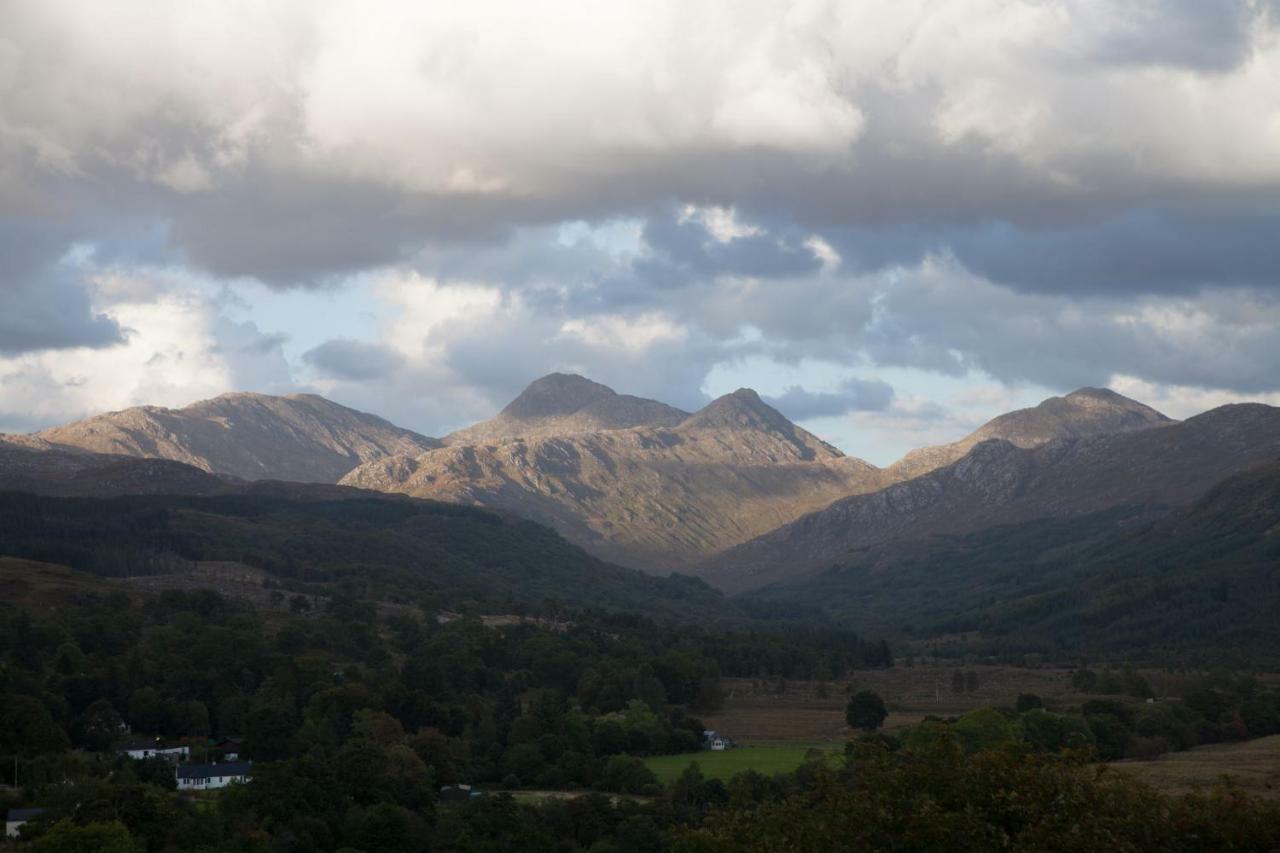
xmin=2 ymin=374 xmax=1279 ymax=850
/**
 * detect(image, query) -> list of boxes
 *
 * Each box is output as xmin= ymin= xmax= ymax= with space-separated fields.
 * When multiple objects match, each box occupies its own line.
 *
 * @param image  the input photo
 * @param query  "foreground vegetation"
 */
xmin=2 ymin=486 xmax=1279 ymax=850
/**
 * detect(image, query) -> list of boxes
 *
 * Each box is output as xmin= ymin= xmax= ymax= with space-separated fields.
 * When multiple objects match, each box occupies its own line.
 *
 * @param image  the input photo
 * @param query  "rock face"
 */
xmin=887 ymin=387 xmax=1172 ymax=480
xmin=23 ymin=393 xmax=440 ymax=483
xmin=444 ymin=373 xmax=688 ymax=445
xmin=699 ymin=403 xmax=1280 ymax=593
xmin=342 ymin=380 xmax=888 ymax=571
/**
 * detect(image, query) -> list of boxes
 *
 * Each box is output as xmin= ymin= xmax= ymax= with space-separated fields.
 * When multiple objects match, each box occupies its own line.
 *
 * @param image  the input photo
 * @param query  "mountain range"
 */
xmin=701 ymin=402 xmax=1280 ymax=593
xmin=342 ymin=377 xmax=887 ymax=571
xmin=3 ymin=374 xmax=1278 ymax=625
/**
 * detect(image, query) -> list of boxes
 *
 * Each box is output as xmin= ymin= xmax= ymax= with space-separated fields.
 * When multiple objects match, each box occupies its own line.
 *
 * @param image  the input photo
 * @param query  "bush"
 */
xmin=1015 ymin=693 xmax=1043 ymax=713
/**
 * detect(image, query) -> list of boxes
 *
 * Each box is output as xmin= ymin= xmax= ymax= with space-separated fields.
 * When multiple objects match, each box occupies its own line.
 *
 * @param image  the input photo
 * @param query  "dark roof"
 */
xmin=6 ymin=808 xmax=45 ymax=822
xmin=176 ymin=761 xmax=252 ymax=780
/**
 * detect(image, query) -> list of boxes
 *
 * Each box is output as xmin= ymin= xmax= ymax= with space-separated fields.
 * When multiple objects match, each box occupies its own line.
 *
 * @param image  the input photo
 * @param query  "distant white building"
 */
xmin=702 ymin=729 xmax=731 ymax=751
xmin=6 ymin=808 xmax=44 ymax=839
xmin=119 ymin=737 xmax=190 ymax=762
xmin=175 ymin=761 xmax=252 ymax=791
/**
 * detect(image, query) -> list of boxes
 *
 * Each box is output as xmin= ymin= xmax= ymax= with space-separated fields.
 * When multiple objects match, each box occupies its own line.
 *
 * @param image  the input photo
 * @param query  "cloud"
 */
xmin=765 ymin=378 xmax=895 ymax=419
xmin=0 ymin=275 xmax=123 ymax=355
xmin=302 ymin=339 xmax=403 ymax=381
xmin=0 ymin=266 xmax=293 ymax=432
xmin=860 ymin=255 xmax=1280 ymax=393
xmin=0 ymin=222 xmax=124 ymax=354
xmin=3 ymin=1 xmax=1280 ymax=449
xmin=5 ymin=0 xmax=1280 ymax=286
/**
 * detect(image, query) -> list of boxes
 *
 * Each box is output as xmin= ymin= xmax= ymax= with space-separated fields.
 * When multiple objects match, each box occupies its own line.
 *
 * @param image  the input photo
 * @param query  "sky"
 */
xmin=3 ymin=1 xmax=1280 ymax=465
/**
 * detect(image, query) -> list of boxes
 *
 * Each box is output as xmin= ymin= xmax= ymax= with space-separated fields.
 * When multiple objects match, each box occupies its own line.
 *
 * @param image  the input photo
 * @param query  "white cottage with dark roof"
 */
xmin=175 ymin=760 xmax=252 ymax=791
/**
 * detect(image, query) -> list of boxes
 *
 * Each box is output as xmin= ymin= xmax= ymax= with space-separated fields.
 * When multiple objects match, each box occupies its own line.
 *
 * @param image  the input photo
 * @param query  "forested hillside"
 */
xmin=0 ymin=491 xmax=732 ymax=623
xmin=744 ymin=461 xmax=1280 ymax=666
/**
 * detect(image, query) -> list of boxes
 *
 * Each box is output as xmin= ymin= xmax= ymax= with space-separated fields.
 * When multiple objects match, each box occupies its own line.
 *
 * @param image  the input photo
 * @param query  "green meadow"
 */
xmin=643 ymin=746 xmax=823 ymax=784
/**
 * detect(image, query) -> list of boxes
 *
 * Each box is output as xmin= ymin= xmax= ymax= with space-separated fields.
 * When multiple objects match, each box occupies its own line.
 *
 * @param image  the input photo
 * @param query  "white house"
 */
xmin=119 ymin=737 xmax=190 ymax=762
xmin=175 ymin=761 xmax=252 ymax=791
xmin=702 ymin=729 xmax=731 ymax=751
xmin=6 ymin=808 xmax=44 ymax=839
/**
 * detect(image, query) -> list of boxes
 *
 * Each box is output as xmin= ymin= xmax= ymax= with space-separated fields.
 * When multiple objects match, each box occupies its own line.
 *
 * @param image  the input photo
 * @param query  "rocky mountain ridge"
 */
xmin=699 ymin=402 xmax=1280 ymax=593
xmin=887 ymin=387 xmax=1172 ymax=480
xmin=16 ymin=392 xmax=440 ymax=482
xmin=341 ymin=384 xmax=887 ymax=571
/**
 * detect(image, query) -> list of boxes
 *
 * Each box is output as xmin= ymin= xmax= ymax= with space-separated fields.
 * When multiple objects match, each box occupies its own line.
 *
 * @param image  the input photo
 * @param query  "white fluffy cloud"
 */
xmin=0 ymin=266 xmax=291 ymax=431
xmin=5 ymin=1 xmax=1280 ymax=226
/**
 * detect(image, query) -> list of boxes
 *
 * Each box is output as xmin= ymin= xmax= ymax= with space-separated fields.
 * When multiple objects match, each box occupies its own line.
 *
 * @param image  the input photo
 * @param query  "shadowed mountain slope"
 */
xmin=0 ymin=490 xmax=736 ymax=623
xmin=0 ymin=437 xmax=234 ymax=497
xmin=701 ymin=403 xmax=1280 ymax=593
xmin=743 ymin=458 xmax=1280 ymax=665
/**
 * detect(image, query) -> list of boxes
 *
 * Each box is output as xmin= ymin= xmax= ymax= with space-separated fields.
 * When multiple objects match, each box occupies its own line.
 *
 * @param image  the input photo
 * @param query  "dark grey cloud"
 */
xmin=823 ymin=204 xmax=1280 ymax=297
xmin=0 ymin=220 xmax=123 ymax=354
xmin=302 ymin=338 xmax=404 ymax=381
xmin=0 ymin=277 xmax=122 ymax=355
xmin=862 ymin=265 xmax=1280 ymax=394
xmin=765 ymin=378 xmax=896 ymax=420
xmin=632 ymin=209 xmax=824 ymax=289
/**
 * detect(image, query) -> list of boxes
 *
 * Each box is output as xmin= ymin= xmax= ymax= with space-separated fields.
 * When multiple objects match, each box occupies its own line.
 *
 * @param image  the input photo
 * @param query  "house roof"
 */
xmin=176 ymin=761 xmax=252 ymax=780
xmin=119 ymin=736 xmax=163 ymax=750
xmin=6 ymin=808 xmax=45 ymax=822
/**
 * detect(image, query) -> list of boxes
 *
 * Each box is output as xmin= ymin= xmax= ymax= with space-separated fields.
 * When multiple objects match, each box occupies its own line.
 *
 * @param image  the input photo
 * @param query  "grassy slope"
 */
xmin=0 ymin=555 xmax=129 ymax=607
xmin=1111 ymin=734 xmax=1280 ymax=800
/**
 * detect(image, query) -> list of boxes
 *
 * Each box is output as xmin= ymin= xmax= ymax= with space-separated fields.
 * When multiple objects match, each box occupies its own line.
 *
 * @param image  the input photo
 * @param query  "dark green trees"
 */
xmin=845 ymin=691 xmax=888 ymax=732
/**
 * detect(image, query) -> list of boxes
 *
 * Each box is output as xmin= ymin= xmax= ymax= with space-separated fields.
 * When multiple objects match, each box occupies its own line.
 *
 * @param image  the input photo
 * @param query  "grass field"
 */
xmin=1110 ymin=734 xmax=1280 ymax=800
xmin=643 ymin=746 xmax=823 ymax=784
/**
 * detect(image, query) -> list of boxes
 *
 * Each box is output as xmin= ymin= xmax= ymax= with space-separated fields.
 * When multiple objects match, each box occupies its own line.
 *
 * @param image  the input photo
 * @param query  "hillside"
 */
xmin=0 ymin=489 xmax=737 ymax=623
xmin=888 ymin=387 xmax=1172 ymax=480
xmin=742 ymin=459 xmax=1280 ymax=665
xmin=342 ymin=381 xmax=888 ymax=571
xmin=0 ymin=437 xmax=234 ymax=497
xmin=701 ymin=403 xmax=1280 ymax=593
xmin=20 ymin=392 xmax=440 ymax=482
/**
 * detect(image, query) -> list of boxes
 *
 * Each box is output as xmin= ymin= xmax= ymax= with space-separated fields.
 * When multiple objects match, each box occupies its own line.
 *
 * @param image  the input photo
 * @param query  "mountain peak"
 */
xmin=888 ymin=386 xmax=1172 ymax=480
xmin=444 ymin=374 xmax=687 ymax=444
xmin=680 ymin=389 xmax=844 ymax=461
xmin=1024 ymin=387 xmax=1172 ymax=425
xmin=500 ymin=373 xmax=617 ymax=419
xmin=682 ymin=388 xmax=779 ymax=429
